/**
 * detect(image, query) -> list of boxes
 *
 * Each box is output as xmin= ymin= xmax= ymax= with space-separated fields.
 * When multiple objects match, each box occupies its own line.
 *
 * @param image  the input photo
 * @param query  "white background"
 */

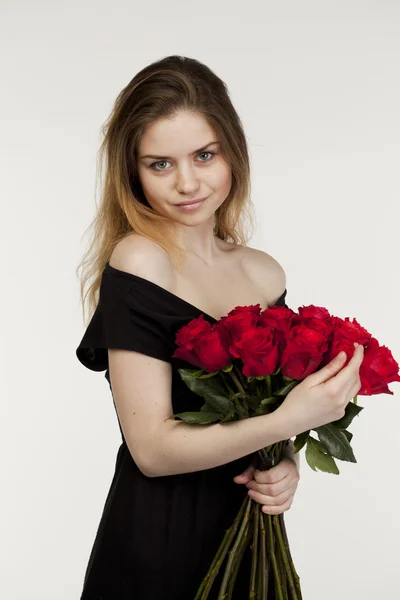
xmin=2 ymin=1 xmax=399 ymax=598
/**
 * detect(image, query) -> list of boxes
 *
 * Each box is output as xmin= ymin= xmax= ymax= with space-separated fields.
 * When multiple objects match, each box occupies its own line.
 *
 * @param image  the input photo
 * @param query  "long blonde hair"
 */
xmin=76 ymin=55 xmax=255 ymax=326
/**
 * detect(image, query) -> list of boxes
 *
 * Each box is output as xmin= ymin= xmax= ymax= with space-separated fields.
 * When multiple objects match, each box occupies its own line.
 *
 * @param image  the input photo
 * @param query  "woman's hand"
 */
xmin=233 ymin=442 xmax=300 ymax=515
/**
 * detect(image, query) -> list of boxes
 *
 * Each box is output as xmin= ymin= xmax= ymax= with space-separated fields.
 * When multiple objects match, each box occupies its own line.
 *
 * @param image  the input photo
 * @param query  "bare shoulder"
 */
xmin=109 ymin=232 xmax=175 ymax=291
xmin=241 ymin=245 xmax=286 ymax=304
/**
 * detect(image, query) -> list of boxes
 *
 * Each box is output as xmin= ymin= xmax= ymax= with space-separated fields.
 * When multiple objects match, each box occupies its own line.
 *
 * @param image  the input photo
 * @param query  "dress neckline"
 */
xmin=104 ymin=262 xmax=287 ymax=322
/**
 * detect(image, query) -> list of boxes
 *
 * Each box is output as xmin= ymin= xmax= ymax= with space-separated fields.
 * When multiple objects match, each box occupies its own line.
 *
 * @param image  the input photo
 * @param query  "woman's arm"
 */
xmin=145 ymin=411 xmax=291 ymax=477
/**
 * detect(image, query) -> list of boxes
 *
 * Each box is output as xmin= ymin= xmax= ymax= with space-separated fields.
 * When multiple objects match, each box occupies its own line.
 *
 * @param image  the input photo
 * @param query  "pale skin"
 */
xmin=233 ymin=442 xmax=300 ymax=515
xmin=134 ymin=109 xmax=301 ymax=505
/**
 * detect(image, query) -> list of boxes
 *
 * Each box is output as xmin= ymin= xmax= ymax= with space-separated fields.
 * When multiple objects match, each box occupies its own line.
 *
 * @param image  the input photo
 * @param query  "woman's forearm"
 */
xmin=141 ymin=410 xmax=291 ymax=477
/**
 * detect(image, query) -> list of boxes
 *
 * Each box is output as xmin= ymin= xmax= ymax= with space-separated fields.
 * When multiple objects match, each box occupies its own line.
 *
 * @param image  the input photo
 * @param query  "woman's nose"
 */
xmin=176 ymin=168 xmax=200 ymax=194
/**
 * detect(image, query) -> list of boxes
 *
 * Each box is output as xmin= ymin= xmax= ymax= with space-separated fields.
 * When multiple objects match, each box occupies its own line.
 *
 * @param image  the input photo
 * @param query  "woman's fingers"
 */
xmin=248 ymin=484 xmax=297 ymax=514
xmin=326 ymin=344 xmax=364 ymax=394
xmin=261 ymin=493 xmax=295 ymax=515
xmin=233 ymin=463 xmax=255 ymax=484
xmin=247 ymin=480 xmax=298 ymax=506
xmin=241 ymin=457 xmax=297 ymax=490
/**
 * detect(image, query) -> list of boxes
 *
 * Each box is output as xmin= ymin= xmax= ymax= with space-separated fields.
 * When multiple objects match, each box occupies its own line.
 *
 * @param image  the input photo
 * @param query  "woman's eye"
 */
xmin=149 ymin=151 xmax=215 ymax=171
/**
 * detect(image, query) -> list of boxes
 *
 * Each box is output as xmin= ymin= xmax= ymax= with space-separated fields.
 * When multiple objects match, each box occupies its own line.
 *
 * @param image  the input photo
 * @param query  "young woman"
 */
xmin=76 ymin=55 xmax=362 ymax=599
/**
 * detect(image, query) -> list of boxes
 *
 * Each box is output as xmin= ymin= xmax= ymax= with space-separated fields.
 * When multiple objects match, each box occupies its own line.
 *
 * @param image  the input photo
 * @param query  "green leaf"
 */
xmin=220 ymin=409 xmax=238 ymax=423
xmin=252 ymin=402 xmax=278 ymax=417
xmin=232 ymin=400 xmax=249 ymax=419
xmin=178 ymin=368 xmax=227 ymax=398
xmin=310 ymin=437 xmax=331 ymax=454
xmin=342 ymin=430 xmax=353 ymax=443
xmin=252 ymin=404 xmax=269 ymax=417
xmin=305 ymin=437 xmax=340 ymax=474
xmin=333 ymin=401 xmax=364 ymax=430
xmin=314 ymin=423 xmax=356 ymax=462
xmin=245 ymin=395 xmax=262 ymax=410
xmin=171 ymin=411 xmax=221 ymax=424
xmin=273 ymin=380 xmax=300 ymax=397
xmin=293 ymin=430 xmax=310 ymax=453
xmin=201 ymin=392 xmax=234 ymax=417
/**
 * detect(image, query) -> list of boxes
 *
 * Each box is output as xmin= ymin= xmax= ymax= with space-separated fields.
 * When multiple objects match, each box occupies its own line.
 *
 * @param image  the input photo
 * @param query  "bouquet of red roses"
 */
xmin=171 ymin=301 xmax=400 ymax=600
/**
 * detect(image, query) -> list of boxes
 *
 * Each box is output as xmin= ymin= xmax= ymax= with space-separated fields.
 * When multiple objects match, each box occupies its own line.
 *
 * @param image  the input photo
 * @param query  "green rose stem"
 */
xmin=272 ymin=515 xmax=290 ymax=600
xmin=226 ymin=518 xmax=253 ymax=599
xmin=194 ymin=494 xmax=249 ymax=600
xmin=193 ymin=369 xmax=301 ymax=599
xmin=249 ymin=503 xmax=260 ymax=598
xmin=260 ymin=442 xmax=301 ymax=599
xmin=266 ymin=374 xmax=272 ymax=398
xmin=229 ymin=369 xmax=246 ymax=396
xmin=265 ymin=512 xmax=284 ymax=600
xmin=259 ymin=509 xmax=268 ymax=599
xmin=229 ymin=371 xmax=292 ymax=599
xmin=274 ymin=528 xmax=287 ymax=600
xmin=233 ymin=363 xmax=247 ymax=388
xmin=278 ymin=514 xmax=302 ymax=598
xmin=276 ymin=538 xmax=288 ymax=600
xmin=217 ymin=496 xmax=253 ymax=599
xmin=257 ymin=553 xmax=264 ymax=599
xmin=275 ymin=440 xmax=302 ymax=598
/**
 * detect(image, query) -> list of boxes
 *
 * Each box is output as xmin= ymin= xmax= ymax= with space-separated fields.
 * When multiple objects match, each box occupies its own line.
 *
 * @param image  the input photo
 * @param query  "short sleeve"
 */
xmin=274 ymin=288 xmax=288 ymax=308
xmin=76 ymin=268 xmax=174 ymax=371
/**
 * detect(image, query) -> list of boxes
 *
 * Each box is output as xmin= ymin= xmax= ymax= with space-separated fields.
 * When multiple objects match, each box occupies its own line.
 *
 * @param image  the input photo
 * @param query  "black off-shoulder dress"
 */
xmin=76 ymin=262 xmax=288 ymax=600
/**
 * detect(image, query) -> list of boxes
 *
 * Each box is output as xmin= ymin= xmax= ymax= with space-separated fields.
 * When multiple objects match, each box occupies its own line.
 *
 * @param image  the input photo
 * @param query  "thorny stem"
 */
xmin=278 ymin=514 xmax=302 ymax=598
xmin=194 ymin=495 xmax=249 ymax=600
xmin=249 ymin=503 xmax=260 ymax=598
xmin=217 ymin=496 xmax=253 ymax=599
xmin=225 ymin=519 xmax=252 ymax=600
xmin=193 ymin=399 xmax=302 ymax=600
xmin=259 ymin=509 xmax=268 ymax=600
xmin=276 ymin=528 xmax=288 ymax=600
xmin=273 ymin=517 xmax=298 ymax=600
xmin=265 ymin=513 xmax=284 ymax=600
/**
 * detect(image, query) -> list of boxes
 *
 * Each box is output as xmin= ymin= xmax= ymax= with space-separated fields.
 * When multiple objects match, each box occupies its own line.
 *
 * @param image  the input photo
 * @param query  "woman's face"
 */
xmin=136 ymin=110 xmax=232 ymax=223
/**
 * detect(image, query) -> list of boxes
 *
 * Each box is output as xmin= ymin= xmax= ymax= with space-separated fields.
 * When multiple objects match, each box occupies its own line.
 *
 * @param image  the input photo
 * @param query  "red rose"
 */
xmin=217 ymin=305 xmax=281 ymax=377
xmin=172 ymin=314 xmax=231 ymax=372
xmin=293 ymin=305 xmax=333 ymax=339
xmin=322 ymin=316 xmax=371 ymax=365
xmin=295 ymin=304 xmax=332 ymax=324
xmin=280 ymin=324 xmax=329 ymax=380
xmin=358 ymin=337 xmax=400 ymax=395
xmin=259 ymin=305 xmax=294 ymax=349
xmin=218 ymin=304 xmax=262 ymax=339
xmin=229 ymin=325 xmax=280 ymax=377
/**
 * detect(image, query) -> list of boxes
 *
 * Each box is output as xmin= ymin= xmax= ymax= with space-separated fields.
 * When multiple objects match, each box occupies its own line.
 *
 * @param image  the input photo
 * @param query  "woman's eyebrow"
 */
xmin=140 ymin=141 xmax=220 ymax=160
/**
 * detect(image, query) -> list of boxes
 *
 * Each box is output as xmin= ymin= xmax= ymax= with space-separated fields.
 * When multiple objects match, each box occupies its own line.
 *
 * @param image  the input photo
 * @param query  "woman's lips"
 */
xmin=177 ymin=196 xmax=208 ymax=206
xmin=175 ymin=197 xmax=208 ymax=211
